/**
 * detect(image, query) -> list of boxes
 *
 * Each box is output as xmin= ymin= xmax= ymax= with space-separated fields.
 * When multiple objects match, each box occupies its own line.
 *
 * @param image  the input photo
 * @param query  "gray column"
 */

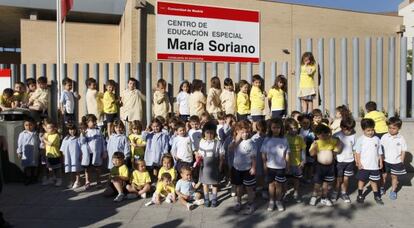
xmin=125 ymin=63 xmax=131 ymax=89
xmin=104 ymin=63 xmax=109 ymax=85
xmin=365 ymin=37 xmax=371 ymax=103
xmin=235 ymin=62 xmax=241 ymax=83
xmin=30 ymin=64 xmax=36 ymax=79
xmin=73 ymin=63 xmax=79 ymax=123
xmin=62 ymin=63 xmax=67 ymax=79
xmin=412 ymin=38 xmax=414 ymax=118
xmin=224 ymin=62 xmax=230 ymax=78
xmin=247 ymin=62 xmax=253 ymax=82
xmin=400 ymin=37 xmax=407 ymax=118
xmin=329 ymin=38 xmax=336 ymax=118
xmin=341 ymin=38 xmax=348 ymax=106
xmin=41 ymin=64 xmax=47 ymax=78
xmin=178 ymin=62 xmax=184 ymax=83
xmin=307 ymin=38 xmax=313 ymax=52
xmin=319 ymin=39 xmax=325 ymax=112
xmin=376 ymin=38 xmax=384 ymax=111
xmin=282 ymin=62 xmax=288 ymax=79
xmin=259 ymin=62 xmax=265 ymax=84
xmin=114 ymin=63 xmax=120 ymax=98
xmin=20 ymin=64 xmax=27 ymax=83
xmin=136 ymin=62 xmax=142 ymax=90
xmin=167 ymin=62 xmax=174 ymax=113
xmin=388 ymin=37 xmax=396 ymax=117
xmin=295 ymin=38 xmax=301 ymax=111
xmin=353 ymin=38 xmax=360 ymax=118
xmin=212 ymin=62 xmax=218 ymax=77
xmin=146 ymin=62 xmax=152 ymax=125
xmin=271 ymin=61 xmax=277 ymax=83
xmin=83 ymin=63 xmax=90 ymax=114
xmin=157 ymin=62 xmax=163 ymax=80
xmin=11 ymin=64 xmax=17 ymax=87
xmin=190 ymin=62 xmax=196 ymax=82
xmin=201 ymin=62 xmax=207 ymax=84
xmin=51 ymin=64 xmax=57 ymax=121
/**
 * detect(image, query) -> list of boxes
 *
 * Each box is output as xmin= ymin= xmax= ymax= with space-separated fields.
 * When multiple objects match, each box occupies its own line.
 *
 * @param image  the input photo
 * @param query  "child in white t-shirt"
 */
xmin=171 ymin=122 xmax=193 ymax=173
xmin=176 ymin=80 xmax=191 ymax=122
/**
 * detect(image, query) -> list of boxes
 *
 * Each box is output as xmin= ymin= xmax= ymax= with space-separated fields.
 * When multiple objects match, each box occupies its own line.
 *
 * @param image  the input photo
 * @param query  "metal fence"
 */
xmin=1 ymin=36 xmax=413 ymax=125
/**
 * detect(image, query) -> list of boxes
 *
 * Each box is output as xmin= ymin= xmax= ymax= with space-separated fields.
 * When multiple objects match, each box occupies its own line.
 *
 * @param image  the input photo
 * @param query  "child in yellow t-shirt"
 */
xmin=104 ymin=152 xmax=129 ymax=202
xmin=43 ymin=122 xmax=62 ymax=186
xmin=364 ymin=101 xmax=388 ymax=138
xmin=309 ymin=124 xmax=342 ymax=207
xmin=0 ymin=88 xmax=15 ymax=111
xmin=298 ymin=52 xmax=317 ymax=114
xmin=268 ymin=75 xmax=287 ymax=119
xmin=189 ymin=79 xmax=206 ymax=117
xmin=250 ymin=75 xmax=266 ymax=123
xmin=285 ymin=118 xmax=306 ymax=202
xmin=158 ymin=154 xmax=177 ymax=182
xmin=129 ymin=120 xmax=146 ymax=161
xmin=13 ymin=82 xmax=28 ymax=107
xmin=103 ymin=80 xmax=118 ymax=136
xmin=126 ymin=159 xmax=151 ymax=199
xmin=236 ymin=80 xmax=250 ymax=121
xmin=146 ymin=172 xmax=176 ymax=206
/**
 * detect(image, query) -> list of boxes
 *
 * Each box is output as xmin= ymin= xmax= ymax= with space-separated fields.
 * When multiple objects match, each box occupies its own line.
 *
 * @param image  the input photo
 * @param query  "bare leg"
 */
xmin=268 ymin=182 xmax=276 ymax=201
xmin=246 ymin=186 xmax=255 ymax=204
xmin=301 ymin=99 xmax=307 ymax=113
xmin=275 ymin=182 xmax=283 ymax=201
xmin=391 ymin=175 xmax=399 ymax=192
xmin=112 ymin=180 xmax=124 ymax=194
xmin=341 ymin=176 xmax=349 ymax=194
xmin=322 ymin=182 xmax=329 ymax=198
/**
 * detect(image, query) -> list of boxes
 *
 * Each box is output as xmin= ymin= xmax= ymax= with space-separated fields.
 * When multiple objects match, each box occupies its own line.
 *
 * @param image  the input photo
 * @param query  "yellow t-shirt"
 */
xmin=310 ymin=138 xmax=340 ymax=153
xmin=364 ymin=111 xmax=388 ymax=134
xmin=110 ymin=164 xmax=129 ymax=178
xmin=102 ymin=91 xmax=117 ymax=114
xmin=299 ymin=64 xmax=316 ymax=89
xmin=45 ymin=133 xmax=61 ymax=158
xmin=158 ymin=167 xmax=177 ymax=181
xmin=250 ymin=86 xmax=265 ymax=111
xmin=129 ymin=134 xmax=146 ymax=159
xmin=13 ymin=92 xmax=27 ymax=103
xmin=188 ymin=91 xmax=206 ymax=117
xmin=268 ymin=88 xmax=285 ymax=111
xmin=287 ymin=135 xmax=306 ymax=166
xmin=237 ymin=92 xmax=250 ymax=115
xmin=155 ymin=181 xmax=175 ymax=196
xmin=131 ymin=170 xmax=151 ymax=186
xmin=0 ymin=95 xmax=13 ymax=108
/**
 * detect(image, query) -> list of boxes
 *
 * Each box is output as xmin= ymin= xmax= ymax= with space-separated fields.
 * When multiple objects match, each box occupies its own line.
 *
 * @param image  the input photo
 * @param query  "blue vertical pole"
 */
xmin=224 ymin=62 xmax=230 ymax=78
xmin=353 ymin=38 xmax=360 ymax=118
xmin=376 ymin=38 xmax=384 ymax=111
xmin=341 ymin=38 xmax=348 ymax=106
xmin=400 ymin=37 xmax=407 ymax=118
xmin=41 ymin=64 xmax=47 ymax=78
xmin=271 ymin=61 xmax=277 ymax=83
xmin=235 ymin=63 xmax=241 ymax=83
xmin=329 ymin=38 xmax=336 ymax=118
xmin=388 ymin=37 xmax=396 ymax=117
xmin=190 ymin=62 xmax=195 ymax=82
xmin=30 ymin=64 xmax=36 ymax=79
xmin=295 ymin=38 xmax=301 ymax=111
xmin=157 ymin=62 xmax=163 ymax=80
xmin=167 ymin=62 xmax=174 ymax=113
xmin=73 ymin=63 xmax=79 ymax=123
xmin=146 ymin=62 xmax=152 ymax=126
xmin=365 ymin=37 xmax=372 ymax=104
xmin=318 ymin=39 xmax=325 ymax=112
xmin=21 ymin=64 xmax=27 ymax=83
xmin=51 ymin=64 xmax=57 ymax=122
xmin=247 ymin=62 xmax=253 ymax=82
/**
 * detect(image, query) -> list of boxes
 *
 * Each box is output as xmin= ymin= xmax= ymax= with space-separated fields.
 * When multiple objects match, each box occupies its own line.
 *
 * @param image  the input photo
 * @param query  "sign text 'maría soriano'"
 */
xmin=156 ymin=1 xmax=260 ymax=63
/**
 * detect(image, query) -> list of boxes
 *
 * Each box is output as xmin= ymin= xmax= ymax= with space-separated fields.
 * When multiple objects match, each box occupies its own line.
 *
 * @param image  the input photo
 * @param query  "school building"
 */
xmin=0 ymin=0 xmax=411 ymax=118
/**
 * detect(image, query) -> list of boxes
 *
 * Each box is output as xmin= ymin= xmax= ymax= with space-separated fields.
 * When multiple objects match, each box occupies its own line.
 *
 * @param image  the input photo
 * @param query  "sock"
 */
xmin=204 ymin=193 xmax=209 ymax=201
xmin=341 ymin=191 xmax=347 ymax=195
xmin=374 ymin=191 xmax=380 ymax=198
xmin=211 ymin=193 xmax=217 ymax=201
xmin=358 ymin=189 xmax=363 ymax=196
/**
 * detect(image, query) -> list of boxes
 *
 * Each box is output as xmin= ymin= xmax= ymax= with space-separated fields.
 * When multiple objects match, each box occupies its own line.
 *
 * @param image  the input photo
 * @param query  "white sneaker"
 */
xmin=145 ymin=200 xmax=154 ymax=207
xmin=186 ymin=203 xmax=195 ymax=211
xmin=267 ymin=201 xmax=275 ymax=211
xmin=293 ymin=192 xmax=301 ymax=203
xmin=309 ymin=196 xmax=318 ymax=206
xmin=140 ymin=193 xmax=147 ymax=199
xmin=194 ymin=199 xmax=204 ymax=206
xmin=72 ymin=181 xmax=81 ymax=189
xmin=55 ymin=178 xmax=62 ymax=187
xmin=114 ymin=193 xmax=125 ymax=202
xmin=165 ymin=197 xmax=172 ymax=204
xmin=127 ymin=193 xmax=138 ymax=199
xmin=275 ymin=201 xmax=285 ymax=211
xmin=231 ymin=192 xmax=236 ymax=197
xmin=320 ymin=198 xmax=333 ymax=207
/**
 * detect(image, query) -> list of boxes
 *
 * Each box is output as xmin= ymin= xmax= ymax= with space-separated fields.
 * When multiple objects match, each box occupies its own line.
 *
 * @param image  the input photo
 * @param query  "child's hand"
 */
xmin=379 ymin=162 xmax=383 ymax=170
xmin=249 ymin=167 xmax=256 ymax=176
xmin=357 ymin=163 xmax=363 ymax=170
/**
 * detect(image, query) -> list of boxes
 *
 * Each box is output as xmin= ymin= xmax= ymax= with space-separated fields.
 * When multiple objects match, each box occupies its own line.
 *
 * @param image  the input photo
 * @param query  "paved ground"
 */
xmin=0 ymin=173 xmax=413 ymax=228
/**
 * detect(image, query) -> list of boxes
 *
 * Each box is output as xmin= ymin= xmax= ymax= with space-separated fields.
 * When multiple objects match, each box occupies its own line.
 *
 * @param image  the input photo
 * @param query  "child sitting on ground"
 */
xmin=364 ymin=101 xmax=388 ymax=138
xmin=176 ymin=166 xmax=203 ymax=210
xmin=104 ymin=152 xmax=129 ymax=202
xmin=126 ymin=159 xmax=151 ymax=199
xmin=146 ymin=173 xmax=176 ymax=206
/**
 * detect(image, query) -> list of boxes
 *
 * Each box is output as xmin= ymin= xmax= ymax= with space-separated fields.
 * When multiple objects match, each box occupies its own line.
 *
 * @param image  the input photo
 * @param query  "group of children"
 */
xmin=8 ymin=51 xmax=408 ymax=214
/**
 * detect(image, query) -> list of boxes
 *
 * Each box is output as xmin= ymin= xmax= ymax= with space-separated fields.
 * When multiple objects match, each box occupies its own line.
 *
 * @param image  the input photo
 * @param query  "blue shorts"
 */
xmin=313 ymin=163 xmax=335 ymax=184
xmin=384 ymin=162 xmax=406 ymax=176
xmin=231 ymin=167 xmax=256 ymax=187
xmin=336 ymin=161 xmax=355 ymax=177
xmin=237 ymin=113 xmax=249 ymax=121
xmin=105 ymin=113 xmax=118 ymax=123
xmin=271 ymin=110 xmax=286 ymax=119
xmin=268 ymin=168 xmax=287 ymax=183
xmin=251 ymin=115 xmax=265 ymax=122
xmin=287 ymin=165 xmax=303 ymax=179
xmin=357 ymin=169 xmax=381 ymax=182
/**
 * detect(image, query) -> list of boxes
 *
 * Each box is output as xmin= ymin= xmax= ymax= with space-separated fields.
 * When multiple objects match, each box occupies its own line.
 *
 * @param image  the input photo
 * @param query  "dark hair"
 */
xmin=314 ymin=124 xmax=331 ymax=135
xmin=301 ymin=52 xmax=316 ymax=65
xmin=268 ymin=118 xmax=284 ymax=137
xmin=223 ymin=78 xmax=234 ymax=87
xmin=37 ymin=76 xmax=47 ymax=84
xmin=255 ymin=120 xmax=267 ymax=133
xmin=273 ymin=75 xmax=287 ymax=92
xmin=66 ymin=123 xmax=78 ymax=136
xmin=340 ymin=117 xmax=356 ymax=130
xmin=130 ymin=120 xmax=143 ymax=133
xmin=291 ymin=110 xmax=301 ymax=117
xmin=175 ymin=121 xmax=186 ymax=131
xmin=285 ymin=117 xmax=299 ymax=131
xmin=217 ymin=111 xmax=226 ymax=121
xmin=85 ymin=114 xmax=97 ymax=123
xmin=62 ymin=78 xmax=73 ymax=86
xmin=236 ymin=80 xmax=250 ymax=93
xmin=180 ymin=165 xmax=192 ymax=174
xmin=155 ymin=115 xmax=166 ymax=125
xmin=297 ymin=113 xmax=312 ymax=122
xmin=160 ymin=172 xmax=172 ymax=181
xmin=202 ymin=121 xmax=217 ymax=138
xmin=26 ymin=78 xmax=36 ymax=86
xmin=189 ymin=115 xmax=200 ymax=123
xmin=157 ymin=78 xmax=167 ymax=89
xmin=162 ymin=154 xmax=174 ymax=167
xmin=336 ymin=105 xmax=351 ymax=119
xmin=387 ymin=116 xmax=402 ymax=129
xmin=128 ymin=77 xmax=137 ymax=84
xmin=361 ymin=118 xmax=375 ymax=130
xmin=200 ymin=112 xmax=212 ymax=121
xmin=113 ymin=120 xmax=125 ymax=131
xmin=365 ymin=101 xmax=377 ymax=112
xmin=2 ymin=88 xmax=14 ymax=97
xmin=210 ymin=76 xmax=221 ymax=90
xmin=15 ymin=81 xmax=25 ymax=87
xmin=192 ymin=79 xmax=203 ymax=92
xmin=112 ymin=151 xmax=125 ymax=160
xmin=252 ymin=74 xmax=264 ymax=91
xmin=233 ymin=120 xmax=252 ymax=138
xmin=23 ymin=117 xmax=35 ymax=124
xmin=179 ymin=80 xmax=191 ymax=93
xmin=312 ymin=109 xmax=323 ymax=117
xmin=106 ymin=79 xmax=116 ymax=88
xmin=86 ymin=78 xmax=97 ymax=87
xmin=150 ymin=118 xmax=164 ymax=129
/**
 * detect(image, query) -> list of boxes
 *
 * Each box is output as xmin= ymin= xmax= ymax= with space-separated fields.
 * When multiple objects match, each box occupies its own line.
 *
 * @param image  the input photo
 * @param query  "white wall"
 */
xmin=399 ymin=1 xmax=414 ymax=49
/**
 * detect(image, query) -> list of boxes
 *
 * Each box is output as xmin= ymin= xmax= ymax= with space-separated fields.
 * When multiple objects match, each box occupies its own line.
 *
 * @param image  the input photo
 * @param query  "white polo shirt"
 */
xmin=380 ymin=133 xmax=407 ymax=164
xmin=260 ymin=137 xmax=290 ymax=169
xmin=333 ymin=131 xmax=355 ymax=163
xmin=60 ymin=90 xmax=75 ymax=114
xmin=171 ymin=135 xmax=193 ymax=163
xmin=233 ymin=139 xmax=256 ymax=171
xmin=176 ymin=91 xmax=190 ymax=115
xmin=354 ymin=135 xmax=382 ymax=170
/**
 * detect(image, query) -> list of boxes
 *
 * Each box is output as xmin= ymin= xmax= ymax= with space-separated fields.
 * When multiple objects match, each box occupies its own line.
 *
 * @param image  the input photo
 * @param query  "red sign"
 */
xmin=0 ymin=69 xmax=11 ymax=77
